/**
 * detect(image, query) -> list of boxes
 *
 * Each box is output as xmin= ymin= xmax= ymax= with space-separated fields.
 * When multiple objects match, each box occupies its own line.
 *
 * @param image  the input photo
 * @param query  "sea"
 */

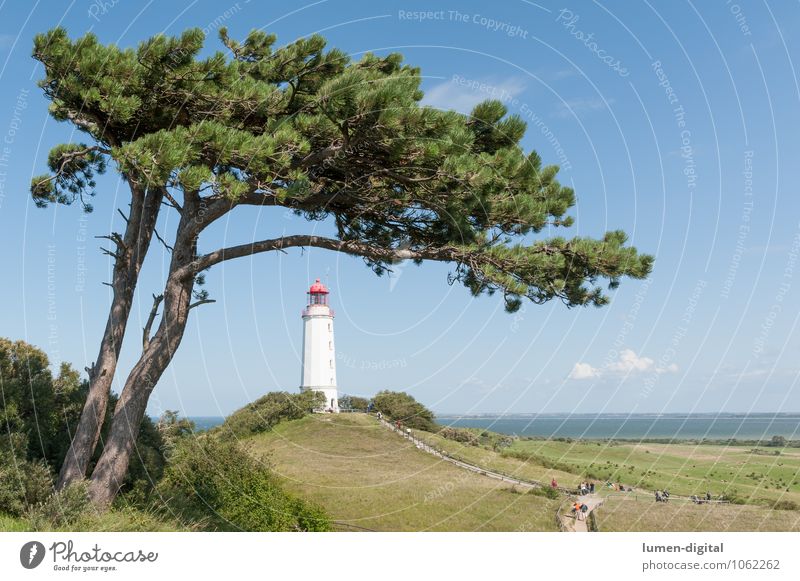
xmin=187 ymin=413 xmax=800 ymax=440
xmin=435 ymin=414 xmax=800 ymax=440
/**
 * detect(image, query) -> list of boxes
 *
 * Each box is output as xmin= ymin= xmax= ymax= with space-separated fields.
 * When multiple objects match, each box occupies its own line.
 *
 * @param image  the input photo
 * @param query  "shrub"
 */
xmin=771 ymin=500 xmax=798 ymax=511
xmin=0 ymin=337 xmax=167 ymax=497
xmin=158 ymin=435 xmax=330 ymax=531
xmin=438 ymin=427 xmax=480 ymax=446
xmin=372 ymin=391 xmax=437 ymax=432
xmin=0 ymin=432 xmax=54 ymax=516
xmin=26 ymin=481 xmax=92 ymax=530
xmin=218 ymin=391 xmax=324 ymax=439
xmin=529 ymin=486 xmax=560 ymax=500
xmin=339 ymin=394 xmax=369 ymax=411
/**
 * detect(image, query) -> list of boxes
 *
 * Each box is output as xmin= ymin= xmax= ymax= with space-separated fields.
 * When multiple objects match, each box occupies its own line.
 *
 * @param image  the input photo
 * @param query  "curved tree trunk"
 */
xmin=87 ymin=202 xmax=198 ymax=508
xmin=57 ymin=184 xmax=163 ymax=489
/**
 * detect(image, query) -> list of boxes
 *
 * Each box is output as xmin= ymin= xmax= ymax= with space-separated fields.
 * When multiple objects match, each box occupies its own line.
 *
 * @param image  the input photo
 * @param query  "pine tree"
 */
xmin=32 ymin=27 xmax=652 ymax=507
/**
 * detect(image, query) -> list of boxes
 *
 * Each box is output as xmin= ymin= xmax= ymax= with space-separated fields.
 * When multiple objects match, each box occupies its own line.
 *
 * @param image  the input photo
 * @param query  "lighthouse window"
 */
xmin=329 ymin=341 xmax=333 ymax=350
xmin=329 ymin=359 xmax=333 ymax=368
xmin=328 ymin=323 xmax=331 ymax=332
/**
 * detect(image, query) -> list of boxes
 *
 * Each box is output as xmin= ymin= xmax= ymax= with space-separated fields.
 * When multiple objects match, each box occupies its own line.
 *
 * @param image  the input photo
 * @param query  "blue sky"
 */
xmin=1 ymin=0 xmax=799 ymax=416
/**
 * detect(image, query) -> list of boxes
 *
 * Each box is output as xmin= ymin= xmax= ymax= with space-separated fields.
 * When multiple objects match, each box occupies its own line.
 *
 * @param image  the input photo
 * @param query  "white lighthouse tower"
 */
xmin=300 ymin=279 xmax=338 ymax=412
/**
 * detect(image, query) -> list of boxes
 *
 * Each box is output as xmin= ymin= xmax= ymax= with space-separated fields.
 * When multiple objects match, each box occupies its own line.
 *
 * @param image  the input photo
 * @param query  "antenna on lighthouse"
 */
xmin=299 ymin=278 xmax=338 ymax=412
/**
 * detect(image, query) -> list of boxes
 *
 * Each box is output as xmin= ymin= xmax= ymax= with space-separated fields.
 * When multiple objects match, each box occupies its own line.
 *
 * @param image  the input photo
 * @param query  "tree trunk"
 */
xmin=57 ymin=184 xmax=162 ymax=489
xmin=87 ymin=202 xmax=198 ymax=508
xmin=87 ymin=272 xmax=193 ymax=507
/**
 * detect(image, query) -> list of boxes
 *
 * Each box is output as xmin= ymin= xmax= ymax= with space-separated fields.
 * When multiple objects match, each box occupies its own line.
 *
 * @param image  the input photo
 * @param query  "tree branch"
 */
xmin=162 ymin=189 xmax=183 ymax=213
xmin=153 ymin=228 xmax=173 ymax=252
xmin=142 ymin=294 xmax=164 ymax=352
xmin=179 ymin=235 xmax=459 ymax=279
xmin=189 ymin=298 xmax=217 ymax=310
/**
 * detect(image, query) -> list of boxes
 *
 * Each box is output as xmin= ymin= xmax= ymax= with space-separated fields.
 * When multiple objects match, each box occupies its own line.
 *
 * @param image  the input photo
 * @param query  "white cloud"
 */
xmin=607 ymin=349 xmax=655 ymax=373
xmin=568 ymin=349 xmax=677 ymax=380
xmin=422 ymin=77 xmax=527 ymax=114
xmin=568 ymin=362 xmax=601 ymax=380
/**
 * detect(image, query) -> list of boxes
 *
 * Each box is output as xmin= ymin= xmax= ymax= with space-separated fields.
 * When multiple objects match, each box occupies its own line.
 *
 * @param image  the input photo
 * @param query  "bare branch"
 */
xmin=189 ymin=298 xmax=216 ymax=310
xmin=95 ymin=233 xmax=126 ymax=250
xmin=153 ymin=228 xmax=173 ymax=252
xmin=142 ymin=294 xmax=164 ymax=352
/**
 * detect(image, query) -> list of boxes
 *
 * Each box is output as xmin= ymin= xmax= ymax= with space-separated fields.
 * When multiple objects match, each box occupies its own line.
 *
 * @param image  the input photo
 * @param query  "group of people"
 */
xmin=655 ymin=489 xmax=714 ymax=503
xmin=571 ymin=501 xmax=590 ymax=520
xmin=607 ymin=481 xmax=629 ymax=492
xmin=578 ymin=481 xmax=595 ymax=495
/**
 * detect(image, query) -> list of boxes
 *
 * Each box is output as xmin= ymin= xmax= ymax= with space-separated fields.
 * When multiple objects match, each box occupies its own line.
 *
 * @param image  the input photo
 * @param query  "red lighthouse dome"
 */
xmin=308 ymin=279 xmax=329 ymax=294
xmin=306 ymin=278 xmax=331 ymax=308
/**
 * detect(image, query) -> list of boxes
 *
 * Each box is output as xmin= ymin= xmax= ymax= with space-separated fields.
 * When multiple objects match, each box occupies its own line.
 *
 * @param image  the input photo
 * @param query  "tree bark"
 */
xmin=57 ymin=184 xmax=163 ymax=489
xmin=87 ymin=272 xmax=193 ymax=507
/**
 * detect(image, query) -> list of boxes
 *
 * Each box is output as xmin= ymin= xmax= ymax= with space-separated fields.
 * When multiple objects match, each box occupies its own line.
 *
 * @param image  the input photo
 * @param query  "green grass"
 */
xmin=0 ymin=506 xmax=189 ymax=532
xmin=507 ymin=439 xmax=800 ymax=506
xmin=0 ymin=513 xmax=29 ymax=531
xmin=595 ymin=493 xmax=800 ymax=532
xmin=413 ymin=430 xmax=578 ymax=486
xmin=246 ymin=413 xmax=560 ymax=531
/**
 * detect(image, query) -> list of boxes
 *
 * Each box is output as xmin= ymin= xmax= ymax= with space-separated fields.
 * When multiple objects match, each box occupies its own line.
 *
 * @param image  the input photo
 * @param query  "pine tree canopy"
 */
xmin=31 ymin=26 xmax=652 ymax=310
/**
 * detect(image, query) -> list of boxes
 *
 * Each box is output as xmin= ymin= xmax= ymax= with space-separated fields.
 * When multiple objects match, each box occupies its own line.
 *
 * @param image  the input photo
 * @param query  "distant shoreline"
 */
xmin=180 ymin=412 xmax=800 ymax=441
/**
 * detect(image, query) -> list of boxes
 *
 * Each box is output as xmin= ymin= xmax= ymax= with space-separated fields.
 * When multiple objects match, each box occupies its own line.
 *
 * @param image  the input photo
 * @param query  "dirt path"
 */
xmin=562 ymin=494 xmax=603 ymax=532
xmin=379 ymin=418 xmax=547 ymax=490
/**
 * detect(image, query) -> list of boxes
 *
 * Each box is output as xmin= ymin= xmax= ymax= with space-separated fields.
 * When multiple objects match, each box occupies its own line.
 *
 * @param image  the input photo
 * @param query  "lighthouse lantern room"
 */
xmin=300 ymin=279 xmax=338 ymax=412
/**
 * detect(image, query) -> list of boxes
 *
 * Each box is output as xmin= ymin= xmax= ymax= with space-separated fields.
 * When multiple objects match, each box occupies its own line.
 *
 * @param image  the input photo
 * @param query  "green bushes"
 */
xmin=0 ymin=430 xmax=54 ymax=517
xmin=529 ymin=486 xmax=560 ymax=500
xmin=372 ymin=390 xmax=437 ymax=432
xmin=770 ymin=499 xmax=798 ymax=511
xmin=158 ymin=435 xmax=330 ymax=531
xmin=217 ymin=390 xmax=323 ymax=439
xmin=26 ymin=481 xmax=92 ymax=530
xmin=0 ymin=338 xmax=166 ymax=497
xmin=438 ymin=427 xmax=480 ymax=446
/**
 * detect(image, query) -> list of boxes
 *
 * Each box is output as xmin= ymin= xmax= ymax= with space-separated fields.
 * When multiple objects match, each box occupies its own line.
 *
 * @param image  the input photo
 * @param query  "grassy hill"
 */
xmin=245 ymin=413 xmax=560 ymax=531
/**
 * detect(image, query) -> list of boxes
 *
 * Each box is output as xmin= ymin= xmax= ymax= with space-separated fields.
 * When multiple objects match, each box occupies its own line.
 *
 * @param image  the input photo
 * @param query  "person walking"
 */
xmin=589 ymin=482 xmax=595 ymax=493
xmin=551 ymin=478 xmax=558 ymax=489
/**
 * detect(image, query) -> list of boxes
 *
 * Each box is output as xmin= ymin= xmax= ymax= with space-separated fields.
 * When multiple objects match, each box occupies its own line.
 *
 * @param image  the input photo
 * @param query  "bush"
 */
xmin=0 ymin=337 xmax=168 ymax=497
xmin=338 ymin=394 xmax=369 ymax=411
xmin=158 ymin=435 xmax=330 ymax=531
xmin=529 ymin=486 xmax=560 ymax=500
xmin=0 ymin=432 xmax=54 ymax=516
xmin=438 ymin=427 xmax=480 ymax=446
xmin=218 ymin=391 xmax=324 ymax=439
xmin=26 ymin=481 xmax=92 ymax=530
xmin=372 ymin=391 xmax=437 ymax=432
xmin=771 ymin=500 xmax=798 ymax=511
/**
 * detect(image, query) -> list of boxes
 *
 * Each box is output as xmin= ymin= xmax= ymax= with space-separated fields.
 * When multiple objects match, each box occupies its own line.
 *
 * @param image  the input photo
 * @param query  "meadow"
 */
xmin=507 ymin=439 xmax=800 ymax=507
xmin=594 ymin=493 xmax=800 ymax=531
xmin=246 ymin=413 xmax=560 ymax=531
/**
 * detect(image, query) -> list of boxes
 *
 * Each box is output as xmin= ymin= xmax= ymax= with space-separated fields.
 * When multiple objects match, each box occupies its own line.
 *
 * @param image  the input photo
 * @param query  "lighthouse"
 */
xmin=300 ymin=279 xmax=339 ymax=412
